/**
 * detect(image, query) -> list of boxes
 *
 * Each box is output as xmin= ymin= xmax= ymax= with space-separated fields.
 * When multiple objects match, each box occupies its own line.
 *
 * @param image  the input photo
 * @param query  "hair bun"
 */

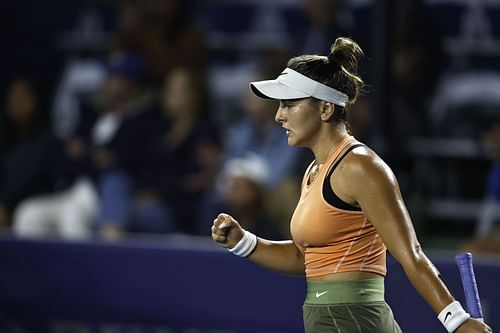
xmin=329 ymin=37 xmax=364 ymax=72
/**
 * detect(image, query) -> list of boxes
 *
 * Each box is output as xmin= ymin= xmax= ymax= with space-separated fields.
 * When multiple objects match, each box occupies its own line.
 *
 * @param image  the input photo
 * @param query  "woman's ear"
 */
xmin=320 ymin=102 xmax=335 ymax=121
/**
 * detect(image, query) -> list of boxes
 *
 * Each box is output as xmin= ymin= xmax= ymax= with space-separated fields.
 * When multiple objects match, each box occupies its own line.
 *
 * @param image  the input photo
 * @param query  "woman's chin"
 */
xmin=287 ymin=136 xmax=301 ymax=147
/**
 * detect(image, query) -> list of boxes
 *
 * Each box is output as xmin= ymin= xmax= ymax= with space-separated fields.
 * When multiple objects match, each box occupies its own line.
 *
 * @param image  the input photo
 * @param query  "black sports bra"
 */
xmin=322 ymin=144 xmax=364 ymax=211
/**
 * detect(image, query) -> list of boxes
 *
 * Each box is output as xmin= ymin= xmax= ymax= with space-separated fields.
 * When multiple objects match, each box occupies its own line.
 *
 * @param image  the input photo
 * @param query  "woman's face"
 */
xmin=275 ymin=98 xmax=322 ymax=147
xmin=6 ymin=80 xmax=37 ymax=126
xmin=162 ymin=69 xmax=200 ymax=118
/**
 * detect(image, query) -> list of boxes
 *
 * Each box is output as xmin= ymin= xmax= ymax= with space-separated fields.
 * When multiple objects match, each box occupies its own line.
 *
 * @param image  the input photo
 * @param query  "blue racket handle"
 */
xmin=455 ymin=252 xmax=483 ymax=319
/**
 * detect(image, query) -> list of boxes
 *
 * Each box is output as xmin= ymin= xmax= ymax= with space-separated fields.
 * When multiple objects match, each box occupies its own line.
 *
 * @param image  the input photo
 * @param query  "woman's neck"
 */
xmin=311 ymin=126 xmax=349 ymax=164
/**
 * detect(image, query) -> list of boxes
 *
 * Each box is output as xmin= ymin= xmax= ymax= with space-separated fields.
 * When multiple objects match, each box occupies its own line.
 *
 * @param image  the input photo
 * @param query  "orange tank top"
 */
xmin=290 ymin=136 xmax=387 ymax=278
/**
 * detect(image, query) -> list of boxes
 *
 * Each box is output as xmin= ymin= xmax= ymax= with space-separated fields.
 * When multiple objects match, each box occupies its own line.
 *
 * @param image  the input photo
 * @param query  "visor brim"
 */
xmin=249 ymin=80 xmax=310 ymax=101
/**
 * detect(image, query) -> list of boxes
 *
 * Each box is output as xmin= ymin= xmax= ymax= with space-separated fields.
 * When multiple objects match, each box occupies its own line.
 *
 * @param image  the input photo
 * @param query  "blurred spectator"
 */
xmin=52 ymin=58 xmax=106 ymax=139
xmin=13 ymin=52 xmax=153 ymax=239
xmin=107 ymin=66 xmax=222 ymax=236
xmin=390 ymin=0 xmax=444 ymax=141
xmin=0 ymin=78 xmax=58 ymax=229
xmin=215 ymin=154 xmax=281 ymax=240
xmin=459 ymin=117 xmax=500 ymax=254
xmin=148 ymin=66 xmax=221 ymax=234
xmin=51 ymin=6 xmax=111 ymax=139
xmin=110 ymin=0 xmax=208 ymax=82
xmin=483 ymin=117 xmax=500 ymax=203
xmin=164 ymin=66 xmax=221 ymax=233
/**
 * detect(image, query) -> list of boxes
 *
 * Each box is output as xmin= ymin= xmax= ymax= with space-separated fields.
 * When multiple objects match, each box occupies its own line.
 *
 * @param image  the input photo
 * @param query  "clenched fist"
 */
xmin=211 ymin=213 xmax=244 ymax=249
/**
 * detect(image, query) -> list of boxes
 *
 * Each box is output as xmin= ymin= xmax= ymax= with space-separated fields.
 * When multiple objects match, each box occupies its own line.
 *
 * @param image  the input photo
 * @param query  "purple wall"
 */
xmin=0 ymin=236 xmax=498 ymax=332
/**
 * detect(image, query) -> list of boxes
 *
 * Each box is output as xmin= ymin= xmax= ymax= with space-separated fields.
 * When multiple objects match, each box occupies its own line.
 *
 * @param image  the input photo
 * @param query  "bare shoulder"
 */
xmin=330 ymin=145 xmax=401 ymax=207
xmin=336 ymin=145 xmax=398 ymax=190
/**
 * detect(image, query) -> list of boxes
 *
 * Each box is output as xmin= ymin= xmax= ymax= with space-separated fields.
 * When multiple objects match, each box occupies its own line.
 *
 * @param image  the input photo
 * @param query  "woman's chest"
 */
xmin=290 ymin=186 xmax=365 ymax=248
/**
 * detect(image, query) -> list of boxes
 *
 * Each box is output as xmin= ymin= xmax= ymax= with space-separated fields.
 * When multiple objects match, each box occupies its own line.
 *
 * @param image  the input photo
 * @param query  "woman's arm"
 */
xmin=336 ymin=147 xmax=491 ymax=333
xmin=212 ymin=213 xmax=305 ymax=276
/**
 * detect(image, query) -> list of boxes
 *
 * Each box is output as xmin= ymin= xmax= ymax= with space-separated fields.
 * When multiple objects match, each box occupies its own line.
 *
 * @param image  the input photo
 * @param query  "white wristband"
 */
xmin=438 ymin=301 xmax=471 ymax=333
xmin=228 ymin=230 xmax=257 ymax=257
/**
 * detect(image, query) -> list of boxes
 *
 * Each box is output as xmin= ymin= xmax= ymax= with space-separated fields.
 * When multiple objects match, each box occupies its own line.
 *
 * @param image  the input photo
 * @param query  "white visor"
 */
xmin=250 ymin=68 xmax=349 ymax=107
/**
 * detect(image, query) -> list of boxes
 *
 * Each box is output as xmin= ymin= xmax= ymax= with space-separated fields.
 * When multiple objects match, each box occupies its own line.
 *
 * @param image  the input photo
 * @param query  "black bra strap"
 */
xmin=322 ymin=144 xmax=364 ymax=211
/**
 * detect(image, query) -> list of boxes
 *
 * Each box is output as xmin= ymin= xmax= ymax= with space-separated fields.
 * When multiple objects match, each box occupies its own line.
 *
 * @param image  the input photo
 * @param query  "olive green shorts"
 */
xmin=303 ymin=278 xmax=403 ymax=333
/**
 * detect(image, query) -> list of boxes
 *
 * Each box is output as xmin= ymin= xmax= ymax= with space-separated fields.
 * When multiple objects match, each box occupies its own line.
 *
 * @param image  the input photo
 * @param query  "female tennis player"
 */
xmin=211 ymin=37 xmax=492 ymax=333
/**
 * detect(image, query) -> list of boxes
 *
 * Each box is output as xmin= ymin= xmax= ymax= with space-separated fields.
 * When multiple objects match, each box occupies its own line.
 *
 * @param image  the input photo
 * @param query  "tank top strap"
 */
xmin=322 ymin=143 xmax=365 ymax=211
xmin=324 ymin=136 xmax=358 ymax=168
xmin=301 ymin=160 xmax=316 ymax=188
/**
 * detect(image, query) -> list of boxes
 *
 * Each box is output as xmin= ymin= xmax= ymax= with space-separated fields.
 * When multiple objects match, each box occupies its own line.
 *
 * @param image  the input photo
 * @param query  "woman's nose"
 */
xmin=275 ymin=106 xmax=284 ymax=123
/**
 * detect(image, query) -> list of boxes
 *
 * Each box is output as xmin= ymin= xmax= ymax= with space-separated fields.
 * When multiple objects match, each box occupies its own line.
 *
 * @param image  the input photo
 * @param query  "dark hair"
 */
xmin=0 ymin=77 xmax=46 ymax=150
xmin=286 ymin=37 xmax=364 ymax=123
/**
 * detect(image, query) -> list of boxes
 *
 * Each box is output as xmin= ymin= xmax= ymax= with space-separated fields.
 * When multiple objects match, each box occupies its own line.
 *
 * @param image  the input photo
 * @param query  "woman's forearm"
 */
xmin=248 ymin=238 xmax=305 ymax=276
xmin=399 ymin=247 xmax=455 ymax=314
xmin=211 ymin=213 xmax=305 ymax=276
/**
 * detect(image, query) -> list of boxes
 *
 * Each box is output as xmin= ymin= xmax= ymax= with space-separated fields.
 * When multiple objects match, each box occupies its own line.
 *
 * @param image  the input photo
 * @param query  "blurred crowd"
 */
xmin=0 ymin=0 xmax=499 ymax=250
